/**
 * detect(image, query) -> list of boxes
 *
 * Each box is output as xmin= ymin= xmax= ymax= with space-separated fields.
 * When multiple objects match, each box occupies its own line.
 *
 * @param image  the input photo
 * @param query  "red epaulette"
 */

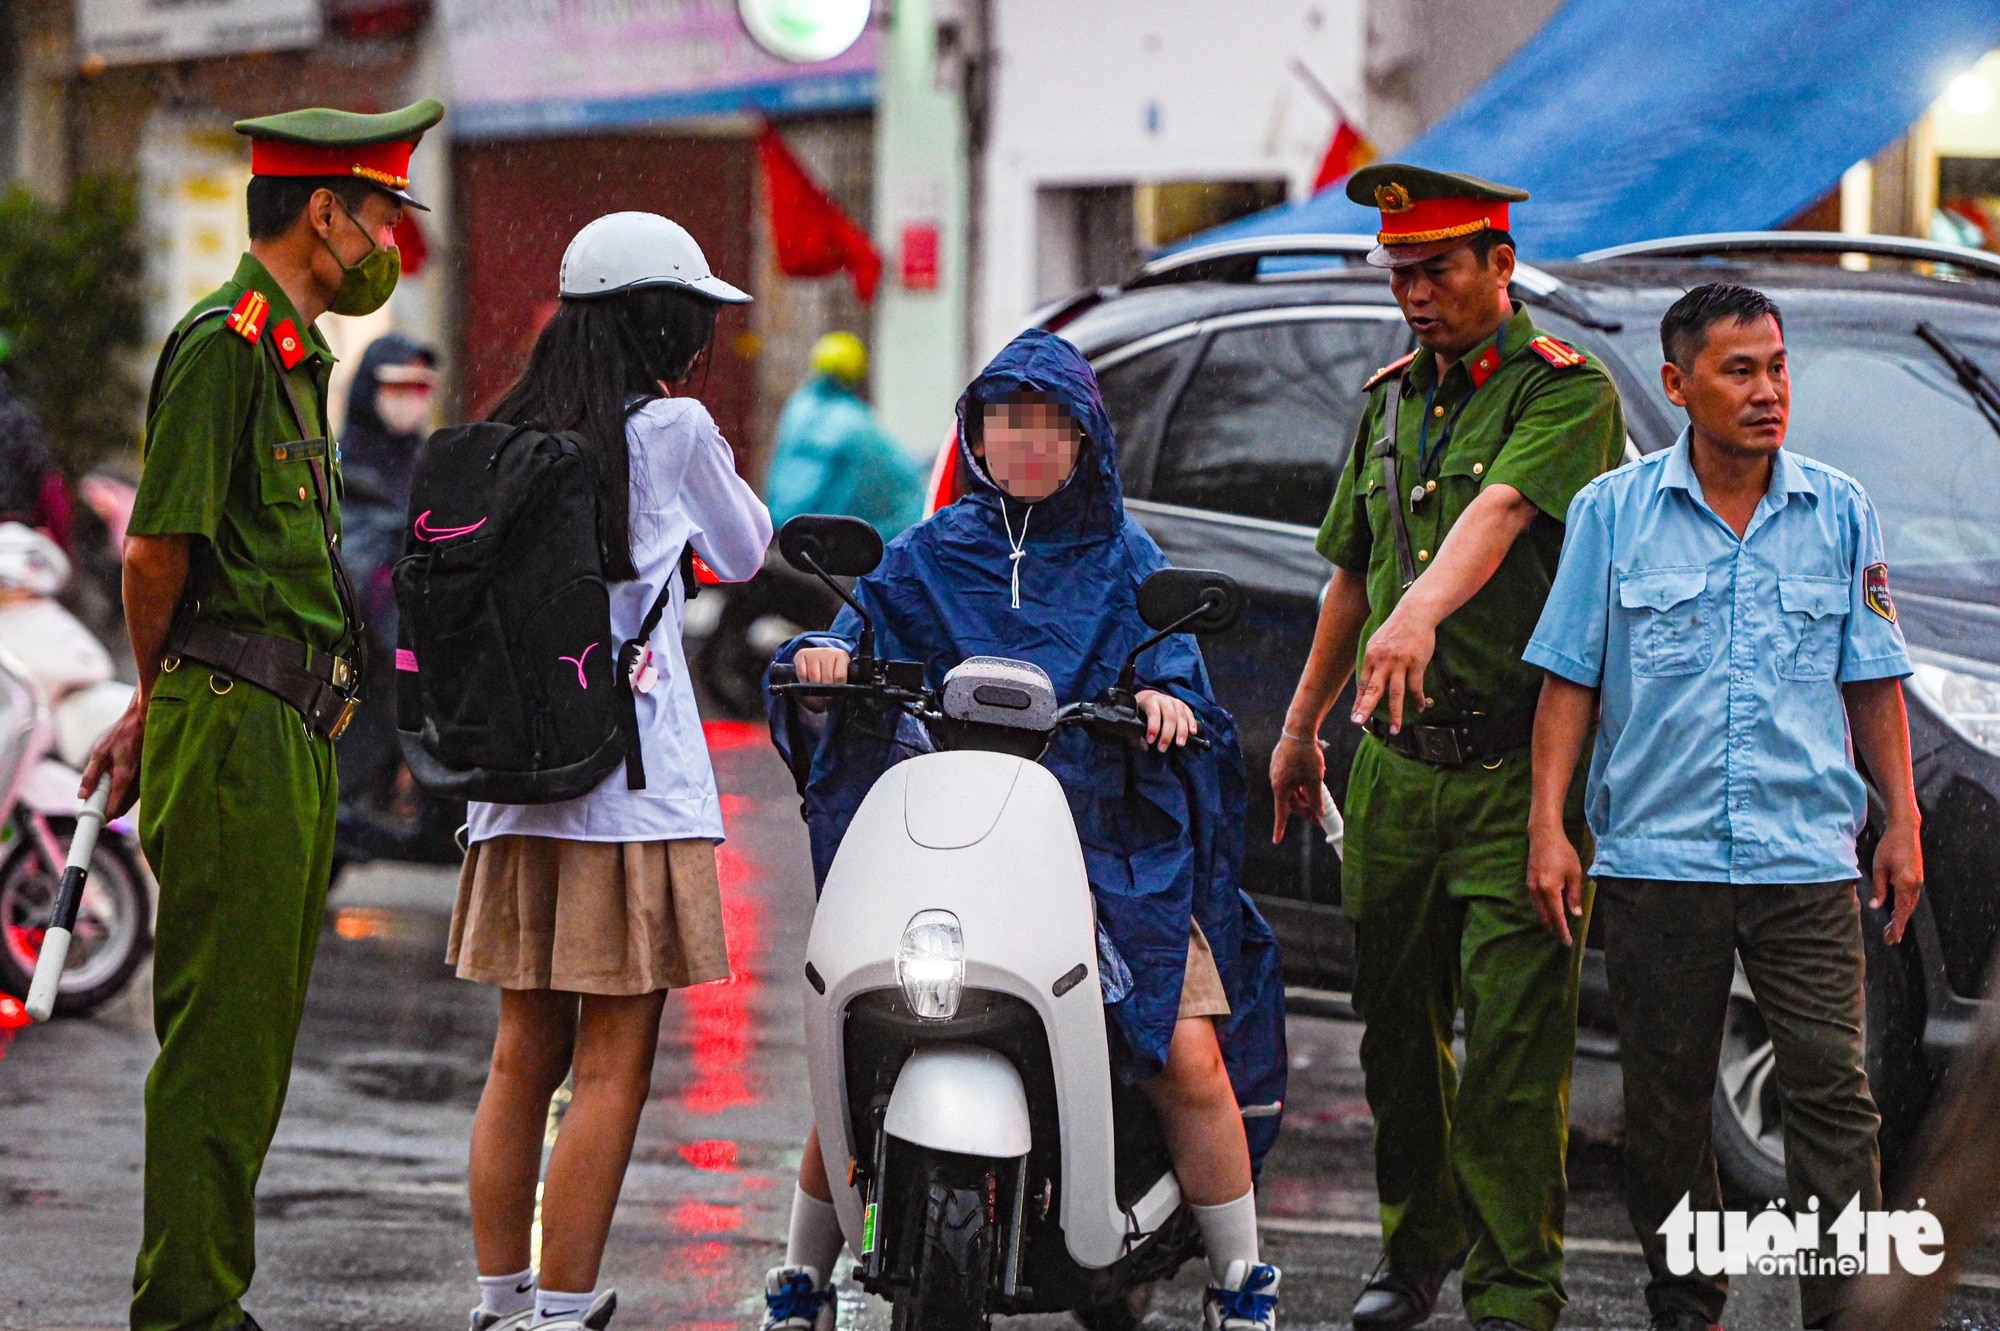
xmin=1527 ymin=334 xmax=1588 ymax=368
xmin=225 ymin=289 xmax=270 ymax=344
xmin=1362 ymin=350 xmax=1418 ymax=392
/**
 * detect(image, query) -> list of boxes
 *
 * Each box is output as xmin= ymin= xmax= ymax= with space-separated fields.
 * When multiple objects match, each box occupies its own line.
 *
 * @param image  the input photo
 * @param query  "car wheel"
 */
xmin=1712 ymin=959 xmax=1787 ymax=1205
xmin=0 ymin=826 xmax=152 ymax=1016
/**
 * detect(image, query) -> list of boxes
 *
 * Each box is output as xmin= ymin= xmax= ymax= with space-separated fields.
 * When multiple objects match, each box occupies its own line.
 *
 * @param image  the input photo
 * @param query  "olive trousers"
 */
xmin=131 ymin=667 xmax=337 ymax=1331
xmin=1599 ymin=876 xmax=1880 ymax=1330
xmin=1342 ymin=735 xmax=1591 ymax=1331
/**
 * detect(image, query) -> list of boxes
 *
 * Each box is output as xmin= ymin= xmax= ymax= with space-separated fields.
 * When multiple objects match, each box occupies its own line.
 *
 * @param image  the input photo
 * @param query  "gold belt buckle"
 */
xmin=326 ymin=696 xmax=357 ymax=741
xmin=330 ymin=656 xmax=355 ymax=690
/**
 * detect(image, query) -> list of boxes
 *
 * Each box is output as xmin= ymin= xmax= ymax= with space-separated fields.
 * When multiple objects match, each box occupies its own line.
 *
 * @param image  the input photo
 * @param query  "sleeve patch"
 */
xmin=1362 ymin=350 xmax=1418 ymax=392
xmin=1864 ymin=562 xmax=1896 ymax=622
xmin=1528 ymin=335 xmax=1587 ymax=368
xmin=226 ymin=290 xmax=270 ymax=344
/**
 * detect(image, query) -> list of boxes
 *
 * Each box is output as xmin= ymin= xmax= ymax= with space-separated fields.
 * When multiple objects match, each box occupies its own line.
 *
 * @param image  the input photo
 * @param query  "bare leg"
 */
xmin=799 ymin=1123 xmax=834 ymax=1203
xmin=1141 ymin=1016 xmax=1253 ymax=1205
xmin=469 ymin=989 xmax=580 ymax=1274
xmin=538 ymin=990 xmax=670 ymax=1293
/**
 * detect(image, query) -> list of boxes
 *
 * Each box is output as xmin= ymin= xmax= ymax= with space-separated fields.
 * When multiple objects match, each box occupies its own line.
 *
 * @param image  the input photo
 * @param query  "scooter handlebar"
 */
xmin=25 ymin=779 xmax=112 ymax=1022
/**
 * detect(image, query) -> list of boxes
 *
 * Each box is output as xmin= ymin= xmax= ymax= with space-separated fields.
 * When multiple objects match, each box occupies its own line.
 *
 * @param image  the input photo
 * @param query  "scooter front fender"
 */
xmin=884 ymin=1043 xmax=1031 ymax=1158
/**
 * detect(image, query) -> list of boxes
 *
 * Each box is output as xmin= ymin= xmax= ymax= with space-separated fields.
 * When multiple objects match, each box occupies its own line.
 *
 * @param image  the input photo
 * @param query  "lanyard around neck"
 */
xmin=1415 ymin=350 xmax=1495 ymax=479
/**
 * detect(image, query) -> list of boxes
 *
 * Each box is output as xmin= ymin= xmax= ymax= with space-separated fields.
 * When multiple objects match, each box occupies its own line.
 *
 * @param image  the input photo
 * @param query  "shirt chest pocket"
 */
xmin=1776 ymin=575 xmax=1848 ymax=681
xmin=258 ymin=446 xmax=329 ymax=570
xmin=1619 ymin=566 xmax=1713 ymax=677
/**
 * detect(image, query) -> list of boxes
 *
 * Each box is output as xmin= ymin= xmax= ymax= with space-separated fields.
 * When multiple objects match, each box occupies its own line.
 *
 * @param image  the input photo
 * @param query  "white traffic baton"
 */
xmin=24 ymin=778 xmax=112 ymax=1022
xmin=1317 ymin=782 xmax=1345 ymax=859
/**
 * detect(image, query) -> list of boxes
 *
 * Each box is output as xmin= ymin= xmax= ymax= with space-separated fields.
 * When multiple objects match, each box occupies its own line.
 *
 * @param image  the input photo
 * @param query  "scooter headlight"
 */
xmin=897 ymin=909 xmax=964 ymax=1021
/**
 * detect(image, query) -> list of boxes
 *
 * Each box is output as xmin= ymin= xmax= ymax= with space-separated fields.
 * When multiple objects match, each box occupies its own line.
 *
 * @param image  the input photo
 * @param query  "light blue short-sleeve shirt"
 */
xmin=1524 ymin=434 xmax=1910 ymax=884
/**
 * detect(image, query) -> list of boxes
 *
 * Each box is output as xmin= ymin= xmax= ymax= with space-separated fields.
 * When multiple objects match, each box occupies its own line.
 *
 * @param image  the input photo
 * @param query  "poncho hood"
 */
xmin=954 ymin=327 xmax=1123 ymax=542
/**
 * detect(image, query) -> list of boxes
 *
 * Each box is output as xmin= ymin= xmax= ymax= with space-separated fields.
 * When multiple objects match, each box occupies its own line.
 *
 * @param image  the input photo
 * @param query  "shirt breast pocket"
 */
xmin=1776 ymin=575 xmax=1848 ymax=681
xmin=1619 ymin=566 xmax=1713 ymax=677
xmin=259 ymin=454 xmax=325 ymax=570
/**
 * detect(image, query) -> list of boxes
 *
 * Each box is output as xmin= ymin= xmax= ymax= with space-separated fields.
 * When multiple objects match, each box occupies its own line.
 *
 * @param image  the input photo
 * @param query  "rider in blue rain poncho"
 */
xmin=758 ymin=329 xmax=1287 ymax=1331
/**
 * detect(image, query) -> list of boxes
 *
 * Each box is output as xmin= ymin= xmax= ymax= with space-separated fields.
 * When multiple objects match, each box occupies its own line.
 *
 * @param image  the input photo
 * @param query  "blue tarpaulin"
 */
xmin=1195 ymin=0 xmax=2000 ymax=259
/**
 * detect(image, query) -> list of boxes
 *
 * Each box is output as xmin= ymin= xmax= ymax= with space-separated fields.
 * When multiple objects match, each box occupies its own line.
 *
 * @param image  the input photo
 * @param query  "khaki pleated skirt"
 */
xmin=448 ymin=835 xmax=730 ymax=995
xmin=1180 ymin=922 xmax=1231 ymax=1020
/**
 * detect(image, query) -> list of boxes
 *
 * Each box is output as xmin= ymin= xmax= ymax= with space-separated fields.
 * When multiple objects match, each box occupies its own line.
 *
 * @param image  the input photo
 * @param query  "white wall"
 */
xmin=977 ymin=0 xmax=1366 ymax=359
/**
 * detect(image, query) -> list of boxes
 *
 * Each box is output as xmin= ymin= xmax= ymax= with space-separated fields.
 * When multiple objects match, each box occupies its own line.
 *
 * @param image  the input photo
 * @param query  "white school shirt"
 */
xmin=466 ymin=397 xmax=772 ymax=845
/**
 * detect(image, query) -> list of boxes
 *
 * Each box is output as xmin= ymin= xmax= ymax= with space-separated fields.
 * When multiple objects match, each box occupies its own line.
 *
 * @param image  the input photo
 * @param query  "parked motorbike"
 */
xmin=0 ymin=648 xmax=152 ymax=1016
xmin=767 ymin=514 xmax=1243 ymax=1331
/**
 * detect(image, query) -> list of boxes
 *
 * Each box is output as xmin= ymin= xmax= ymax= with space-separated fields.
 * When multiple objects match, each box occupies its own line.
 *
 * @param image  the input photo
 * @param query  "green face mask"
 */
xmin=325 ymin=205 xmax=401 ymax=316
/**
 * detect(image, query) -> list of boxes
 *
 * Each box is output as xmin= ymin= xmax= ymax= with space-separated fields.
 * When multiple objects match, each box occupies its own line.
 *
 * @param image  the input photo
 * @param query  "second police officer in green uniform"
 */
xmin=81 ymin=100 xmax=442 ymax=1331
xmin=1270 ymin=166 xmax=1625 ymax=1331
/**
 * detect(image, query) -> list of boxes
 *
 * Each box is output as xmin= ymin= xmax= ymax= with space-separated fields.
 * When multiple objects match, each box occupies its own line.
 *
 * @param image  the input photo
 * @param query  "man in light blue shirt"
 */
xmin=1522 ymin=285 xmax=1924 ymax=1331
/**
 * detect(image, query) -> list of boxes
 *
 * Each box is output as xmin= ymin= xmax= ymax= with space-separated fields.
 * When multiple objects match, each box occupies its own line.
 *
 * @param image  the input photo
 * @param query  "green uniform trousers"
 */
xmin=131 ymin=666 xmax=336 ymax=1331
xmin=1342 ymin=735 xmax=1591 ymax=1331
xmin=1600 ymin=877 xmax=1880 ymax=1330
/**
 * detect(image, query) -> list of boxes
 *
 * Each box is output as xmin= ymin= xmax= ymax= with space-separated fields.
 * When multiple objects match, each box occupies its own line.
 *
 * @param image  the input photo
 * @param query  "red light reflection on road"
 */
xmin=675 ymin=840 xmax=762 ymax=1115
xmin=677 ymin=1139 xmax=739 ymax=1172
xmin=669 ymin=1200 xmax=744 ymax=1234
xmin=701 ymin=719 xmax=764 ymax=751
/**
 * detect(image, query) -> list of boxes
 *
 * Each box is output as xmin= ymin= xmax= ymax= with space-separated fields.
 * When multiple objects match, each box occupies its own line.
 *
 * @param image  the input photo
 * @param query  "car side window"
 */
xmin=1151 ymin=318 xmax=1409 ymax=527
xmin=1095 ymin=337 xmax=1198 ymax=498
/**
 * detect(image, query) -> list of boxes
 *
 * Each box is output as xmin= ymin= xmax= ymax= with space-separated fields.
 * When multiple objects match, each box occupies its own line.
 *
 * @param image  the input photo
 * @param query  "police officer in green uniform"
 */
xmin=81 ymin=100 xmax=442 ymax=1331
xmin=1269 ymin=166 xmax=1625 ymax=1331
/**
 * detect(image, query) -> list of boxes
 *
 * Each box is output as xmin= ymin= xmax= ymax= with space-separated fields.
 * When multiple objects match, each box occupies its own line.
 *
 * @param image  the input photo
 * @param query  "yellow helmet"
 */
xmin=810 ymin=330 xmax=868 ymax=383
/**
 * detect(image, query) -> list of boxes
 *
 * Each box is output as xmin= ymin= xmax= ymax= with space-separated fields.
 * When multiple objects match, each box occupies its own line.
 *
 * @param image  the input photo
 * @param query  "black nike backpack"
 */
xmin=393 ymin=422 xmax=674 ymax=804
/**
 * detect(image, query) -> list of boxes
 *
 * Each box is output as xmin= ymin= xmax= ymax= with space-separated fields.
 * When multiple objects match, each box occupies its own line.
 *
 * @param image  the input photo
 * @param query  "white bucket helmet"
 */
xmin=558 ymin=211 xmax=752 ymax=304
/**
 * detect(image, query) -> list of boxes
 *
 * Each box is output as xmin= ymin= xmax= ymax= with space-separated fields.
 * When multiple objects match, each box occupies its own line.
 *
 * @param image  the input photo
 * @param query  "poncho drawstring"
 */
xmin=1001 ymin=501 xmax=1033 ymax=609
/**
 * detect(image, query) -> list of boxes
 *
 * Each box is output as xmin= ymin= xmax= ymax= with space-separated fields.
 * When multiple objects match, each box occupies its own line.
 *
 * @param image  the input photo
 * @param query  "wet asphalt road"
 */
xmin=4 ymin=724 xmax=1998 ymax=1331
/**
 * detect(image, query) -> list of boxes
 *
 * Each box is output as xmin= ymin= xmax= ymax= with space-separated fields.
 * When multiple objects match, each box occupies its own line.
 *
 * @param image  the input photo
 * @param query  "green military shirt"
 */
xmin=1317 ymin=303 xmax=1624 ymax=725
xmin=129 ymin=254 xmax=348 ymax=656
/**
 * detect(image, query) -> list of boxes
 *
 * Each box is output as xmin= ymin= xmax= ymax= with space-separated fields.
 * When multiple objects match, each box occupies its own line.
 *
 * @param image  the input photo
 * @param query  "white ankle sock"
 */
xmin=532 ymin=1288 xmax=593 ymax=1326
xmin=786 ymin=1184 xmax=845 ymax=1284
xmin=1192 ymin=1190 xmax=1260 ymax=1286
xmin=478 ymin=1267 xmax=535 ymax=1318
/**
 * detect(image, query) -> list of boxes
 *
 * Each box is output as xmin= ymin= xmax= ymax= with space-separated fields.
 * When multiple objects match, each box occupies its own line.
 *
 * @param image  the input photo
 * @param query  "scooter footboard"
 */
xmin=885 ymin=1043 xmax=1031 ymax=1158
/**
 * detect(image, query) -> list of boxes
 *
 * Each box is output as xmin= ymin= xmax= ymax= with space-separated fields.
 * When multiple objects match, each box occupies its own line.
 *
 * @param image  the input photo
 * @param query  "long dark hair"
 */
xmin=487 ymin=285 xmax=719 ymax=581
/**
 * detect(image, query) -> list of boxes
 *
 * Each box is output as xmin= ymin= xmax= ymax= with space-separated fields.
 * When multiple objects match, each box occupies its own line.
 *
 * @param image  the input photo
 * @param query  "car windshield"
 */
xmin=1612 ymin=320 xmax=2000 ymax=606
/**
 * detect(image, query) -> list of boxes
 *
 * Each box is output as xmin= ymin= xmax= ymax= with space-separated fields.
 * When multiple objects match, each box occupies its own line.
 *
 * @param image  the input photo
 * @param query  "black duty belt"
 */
xmin=1365 ymin=708 xmax=1534 ymax=767
xmin=166 ymin=617 xmax=358 ymax=740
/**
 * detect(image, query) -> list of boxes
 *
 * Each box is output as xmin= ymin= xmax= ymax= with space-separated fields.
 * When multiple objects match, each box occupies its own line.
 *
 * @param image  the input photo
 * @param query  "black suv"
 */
xmin=1040 ymin=230 xmax=2000 ymax=1200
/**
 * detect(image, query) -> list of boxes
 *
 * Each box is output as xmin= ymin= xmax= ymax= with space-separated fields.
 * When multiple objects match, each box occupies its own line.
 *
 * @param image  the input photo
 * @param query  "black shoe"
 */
xmin=1649 ymin=1316 xmax=1722 ymax=1331
xmin=1350 ymin=1253 xmax=1459 ymax=1331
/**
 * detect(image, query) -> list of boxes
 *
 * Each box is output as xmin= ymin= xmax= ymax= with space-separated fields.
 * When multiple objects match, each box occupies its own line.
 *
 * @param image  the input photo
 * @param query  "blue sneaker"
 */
xmin=1204 ymin=1261 xmax=1280 ymax=1331
xmin=763 ymin=1265 xmax=835 ymax=1331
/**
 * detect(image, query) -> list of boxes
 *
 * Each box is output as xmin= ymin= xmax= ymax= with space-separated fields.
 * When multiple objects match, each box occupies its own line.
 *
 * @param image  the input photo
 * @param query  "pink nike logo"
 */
xmin=559 ymin=641 xmax=598 ymax=689
xmin=412 ymin=510 xmax=487 ymax=541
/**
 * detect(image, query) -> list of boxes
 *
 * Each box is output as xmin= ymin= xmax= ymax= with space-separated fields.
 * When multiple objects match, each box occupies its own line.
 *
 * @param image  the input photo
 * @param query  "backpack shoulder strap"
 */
xmin=616 ymin=542 xmax=692 ymax=791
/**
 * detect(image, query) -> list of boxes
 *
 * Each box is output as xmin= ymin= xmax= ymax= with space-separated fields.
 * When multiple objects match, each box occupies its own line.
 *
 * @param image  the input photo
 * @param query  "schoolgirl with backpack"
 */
xmin=396 ymin=213 xmax=770 ymax=1331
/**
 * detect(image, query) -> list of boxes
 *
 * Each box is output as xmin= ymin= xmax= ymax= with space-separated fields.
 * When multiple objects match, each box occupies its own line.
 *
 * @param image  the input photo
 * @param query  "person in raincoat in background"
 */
xmin=765 ymin=331 xmax=926 ymax=539
xmin=336 ymin=333 xmax=437 ymax=814
xmin=758 ymin=329 xmax=1289 ymax=1331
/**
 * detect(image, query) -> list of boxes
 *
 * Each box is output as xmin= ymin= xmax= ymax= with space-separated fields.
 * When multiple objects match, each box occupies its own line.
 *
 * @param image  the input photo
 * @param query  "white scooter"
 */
xmin=768 ymin=516 xmax=1248 ymax=1331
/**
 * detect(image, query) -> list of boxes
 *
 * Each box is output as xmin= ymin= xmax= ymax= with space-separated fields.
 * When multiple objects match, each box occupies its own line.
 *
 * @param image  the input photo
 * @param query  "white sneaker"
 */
xmin=524 ymin=1289 xmax=617 ymax=1331
xmin=762 ymin=1265 xmax=836 ymax=1331
xmin=468 ymin=1309 xmax=533 ymax=1331
xmin=1204 ymin=1261 xmax=1280 ymax=1331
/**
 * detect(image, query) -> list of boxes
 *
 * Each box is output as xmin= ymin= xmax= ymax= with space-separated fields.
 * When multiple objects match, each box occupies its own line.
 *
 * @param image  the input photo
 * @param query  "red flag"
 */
xmin=757 ymin=124 xmax=882 ymax=303
xmin=1312 ymin=116 xmax=1377 ymax=194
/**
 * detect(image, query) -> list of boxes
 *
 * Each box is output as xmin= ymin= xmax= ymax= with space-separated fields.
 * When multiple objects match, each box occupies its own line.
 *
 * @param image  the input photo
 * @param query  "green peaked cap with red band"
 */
xmin=234 ymin=99 xmax=444 ymax=211
xmin=1345 ymin=163 xmax=1529 ymax=269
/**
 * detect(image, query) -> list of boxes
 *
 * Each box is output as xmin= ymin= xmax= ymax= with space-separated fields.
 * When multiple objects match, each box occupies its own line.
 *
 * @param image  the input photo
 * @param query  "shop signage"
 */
xmin=77 ymin=0 xmax=320 ymax=66
xmin=444 ymin=0 xmax=877 ymax=140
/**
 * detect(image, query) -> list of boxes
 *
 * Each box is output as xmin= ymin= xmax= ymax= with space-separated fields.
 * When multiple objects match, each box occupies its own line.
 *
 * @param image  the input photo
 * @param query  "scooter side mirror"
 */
xmin=1136 ymin=568 xmax=1243 ymax=637
xmin=779 ymin=514 xmax=884 ymax=580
